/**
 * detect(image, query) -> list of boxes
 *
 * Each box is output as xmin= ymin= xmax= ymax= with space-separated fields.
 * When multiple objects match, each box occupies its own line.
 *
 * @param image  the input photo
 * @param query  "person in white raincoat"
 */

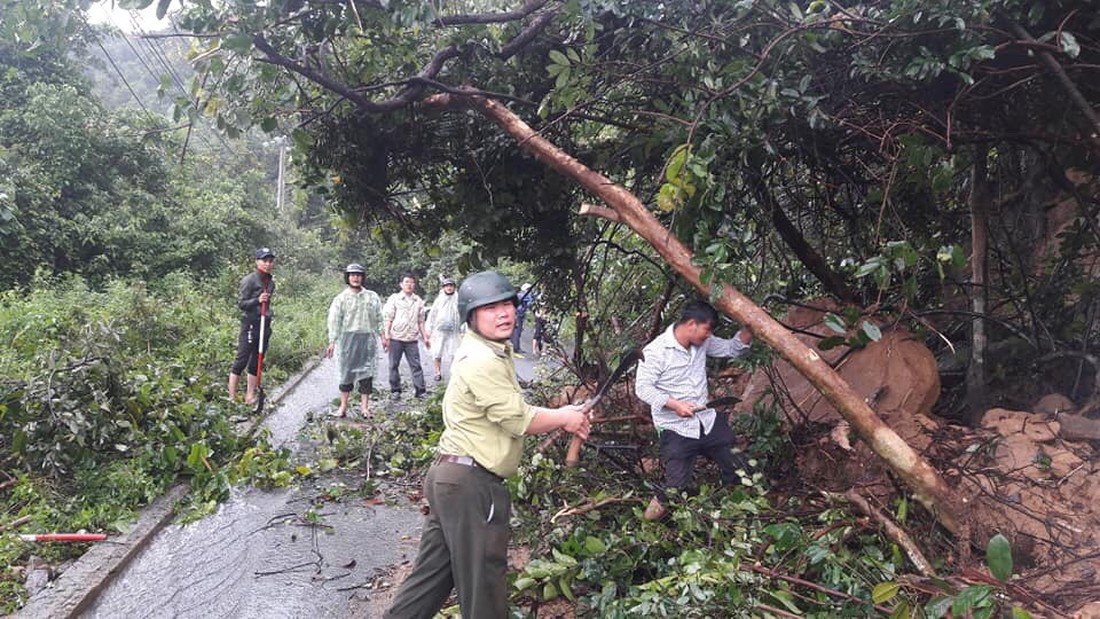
xmin=427 ymin=276 xmax=461 ymax=382
xmin=326 ymin=263 xmax=383 ymax=418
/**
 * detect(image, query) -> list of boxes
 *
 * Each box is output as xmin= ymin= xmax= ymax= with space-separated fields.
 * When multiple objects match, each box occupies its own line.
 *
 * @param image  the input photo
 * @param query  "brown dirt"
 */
xmin=742 ymin=301 xmax=1100 ymax=613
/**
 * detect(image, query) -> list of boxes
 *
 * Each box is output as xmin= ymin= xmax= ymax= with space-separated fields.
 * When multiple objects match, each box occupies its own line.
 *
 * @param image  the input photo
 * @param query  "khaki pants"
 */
xmin=385 ymin=460 xmax=511 ymax=619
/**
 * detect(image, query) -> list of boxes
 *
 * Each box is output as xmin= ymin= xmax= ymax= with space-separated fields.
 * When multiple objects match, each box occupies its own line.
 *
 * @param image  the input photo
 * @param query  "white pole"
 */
xmin=276 ymin=139 xmax=287 ymax=212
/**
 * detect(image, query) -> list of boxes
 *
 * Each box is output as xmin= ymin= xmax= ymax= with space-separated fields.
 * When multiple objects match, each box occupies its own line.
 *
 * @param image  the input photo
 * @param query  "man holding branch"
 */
xmin=385 ymin=271 xmax=590 ymax=619
xmin=635 ymin=300 xmax=753 ymax=521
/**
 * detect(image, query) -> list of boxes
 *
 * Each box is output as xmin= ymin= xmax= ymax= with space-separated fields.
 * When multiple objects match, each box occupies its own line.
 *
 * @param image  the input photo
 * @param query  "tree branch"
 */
xmin=579 ymin=202 xmax=621 ymax=222
xmin=843 ymin=489 xmax=936 ymax=577
xmin=1007 ymin=21 xmax=1100 ymax=148
xmin=252 ymin=36 xmax=461 ymax=113
xmin=433 ymin=0 xmax=553 ymax=26
xmin=500 ymin=9 xmax=557 ymax=60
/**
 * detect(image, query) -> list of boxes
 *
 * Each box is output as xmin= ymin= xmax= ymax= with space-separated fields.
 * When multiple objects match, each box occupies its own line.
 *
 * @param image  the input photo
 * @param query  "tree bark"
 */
xmin=425 ymin=88 xmax=964 ymax=534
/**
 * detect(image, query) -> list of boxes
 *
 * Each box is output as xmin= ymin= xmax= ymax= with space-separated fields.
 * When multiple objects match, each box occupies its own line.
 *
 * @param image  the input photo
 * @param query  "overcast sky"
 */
xmin=85 ymin=2 xmax=173 ymax=33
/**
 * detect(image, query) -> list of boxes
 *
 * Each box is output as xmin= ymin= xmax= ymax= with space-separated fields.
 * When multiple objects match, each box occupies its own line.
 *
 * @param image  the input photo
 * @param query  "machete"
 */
xmin=704 ymin=395 xmax=741 ymax=409
xmin=565 ymin=348 xmax=644 ymax=467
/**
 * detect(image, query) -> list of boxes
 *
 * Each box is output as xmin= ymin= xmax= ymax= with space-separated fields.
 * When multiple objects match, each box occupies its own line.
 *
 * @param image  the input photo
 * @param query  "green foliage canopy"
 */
xmin=149 ymin=0 xmax=1096 ymax=290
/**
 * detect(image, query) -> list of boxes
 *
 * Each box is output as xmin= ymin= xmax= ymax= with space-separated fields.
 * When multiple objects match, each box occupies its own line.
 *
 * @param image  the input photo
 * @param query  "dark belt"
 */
xmin=435 ymin=454 xmax=503 ymax=481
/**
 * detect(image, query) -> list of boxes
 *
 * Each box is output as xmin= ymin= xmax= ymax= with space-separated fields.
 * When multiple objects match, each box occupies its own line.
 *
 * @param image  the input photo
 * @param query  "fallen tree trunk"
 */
xmin=424 ymin=88 xmax=964 ymax=534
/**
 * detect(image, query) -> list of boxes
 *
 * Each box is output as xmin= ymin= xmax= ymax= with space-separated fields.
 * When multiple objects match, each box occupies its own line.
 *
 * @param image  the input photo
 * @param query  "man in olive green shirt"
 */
xmin=385 ymin=271 xmax=590 ymax=619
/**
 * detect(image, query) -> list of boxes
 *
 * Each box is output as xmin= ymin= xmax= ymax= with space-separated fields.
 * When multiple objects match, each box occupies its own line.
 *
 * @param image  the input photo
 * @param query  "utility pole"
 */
xmin=275 ymin=138 xmax=288 ymax=213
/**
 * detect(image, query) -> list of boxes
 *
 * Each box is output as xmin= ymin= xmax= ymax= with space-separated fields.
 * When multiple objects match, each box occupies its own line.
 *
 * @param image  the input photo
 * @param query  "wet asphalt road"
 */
xmin=82 ymin=340 xmax=540 ymax=619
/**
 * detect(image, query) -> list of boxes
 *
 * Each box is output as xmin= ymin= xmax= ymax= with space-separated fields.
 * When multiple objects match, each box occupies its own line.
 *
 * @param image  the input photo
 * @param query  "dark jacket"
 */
xmin=238 ymin=271 xmax=275 ymax=321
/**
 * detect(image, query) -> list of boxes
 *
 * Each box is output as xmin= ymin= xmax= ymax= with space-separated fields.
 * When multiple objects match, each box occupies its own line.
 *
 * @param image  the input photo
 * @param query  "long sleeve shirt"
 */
xmin=437 ymin=330 xmax=537 ymax=478
xmin=635 ymin=324 xmax=749 ymax=439
xmin=238 ymin=271 xmax=274 ymax=320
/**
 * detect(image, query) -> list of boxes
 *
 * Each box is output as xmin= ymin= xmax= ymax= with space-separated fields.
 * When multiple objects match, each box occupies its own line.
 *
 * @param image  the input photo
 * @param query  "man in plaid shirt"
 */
xmin=635 ymin=300 xmax=753 ymax=520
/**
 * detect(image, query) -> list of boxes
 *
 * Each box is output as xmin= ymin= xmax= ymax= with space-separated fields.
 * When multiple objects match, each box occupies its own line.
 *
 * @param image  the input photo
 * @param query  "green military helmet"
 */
xmin=344 ymin=263 xmax=366 ymax=284
xmin=457 ymin=271 xmax=517 ymax=323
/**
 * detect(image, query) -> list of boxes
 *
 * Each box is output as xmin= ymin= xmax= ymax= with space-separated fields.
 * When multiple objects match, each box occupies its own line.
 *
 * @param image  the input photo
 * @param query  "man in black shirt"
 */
xmin=228 ymin=248 xmax=275 ymax=403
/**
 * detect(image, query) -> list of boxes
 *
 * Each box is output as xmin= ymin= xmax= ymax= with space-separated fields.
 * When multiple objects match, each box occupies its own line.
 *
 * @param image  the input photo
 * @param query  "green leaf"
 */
xmin=155 ymin=0 xmax=172 ymax=20
xmin=861 ymin=321 xmax=882 ymax=342
xmin=986 ymin=533 xmax=1013 ymax=581
xmin=890 ymin=600 xmax=911 ymax=619
xmin=952 ymin=585 xmax=993 ymax=615
xmin=560 ymin=575 xmax=576 ymax=601
xmin=548 ymin=49 xmax=569 ymax=65
xmin=551 ymin=548 xmax=578 ymax=566
xmin=222 ymin=34 xmax=254 ymax=54
xmin=656 ymin=184 xmax=680 ymax=212
xmin=818 ymin=335 xmax=846 ymax=350
xmin=855 ymin=258 xmax=885 ymax=279
xmin=924 ymin=595 xmax=953 ymax=618
xmin=767 ymin=588 xmax=802 ymax=613
xmin=584 ymin=536 xmax=607 ymax=554
xmin=554 ymin=67 xmax=571 ymax=88
xmin=823 ymin=313 xmax=846 ymax=333
xmin=1058 ymin=32 xmax=1080 ymax=58
xmin=1011 ymin=607 xmax=1033 ymax=619
xmin=665 ymin=144 xmax=689 ymax=183
xmin=872 ymin=581 xmax=900 ymax=603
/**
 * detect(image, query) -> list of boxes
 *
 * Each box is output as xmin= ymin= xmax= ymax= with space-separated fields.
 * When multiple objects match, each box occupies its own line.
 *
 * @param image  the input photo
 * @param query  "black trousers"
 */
xmin=657 ymin=413 xmax=738 ymax=502
xmin=230 ymin=318 xmax=272 ymax=376
xmin=338 ymin=377 xmax=373 ymax=394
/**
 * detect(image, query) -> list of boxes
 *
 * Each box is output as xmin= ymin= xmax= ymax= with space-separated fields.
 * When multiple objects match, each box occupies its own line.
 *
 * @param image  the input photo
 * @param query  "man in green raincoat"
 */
xmin=326 ymin=263 xmax=383 ymax=418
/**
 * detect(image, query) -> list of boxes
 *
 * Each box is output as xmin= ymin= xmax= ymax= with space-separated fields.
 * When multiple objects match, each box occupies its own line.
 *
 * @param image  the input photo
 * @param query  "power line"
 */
xmin=128 ymin=16 xmax=237 ymax=155
xmin=93 ymin=36 xmax=158 ymax=122
xmin=131 ymin=14 xmax=190 ymax=105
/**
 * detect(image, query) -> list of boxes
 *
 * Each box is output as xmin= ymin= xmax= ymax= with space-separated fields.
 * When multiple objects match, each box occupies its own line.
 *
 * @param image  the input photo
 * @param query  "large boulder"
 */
xmin=739 ymin=301 xmax=942 ymax=449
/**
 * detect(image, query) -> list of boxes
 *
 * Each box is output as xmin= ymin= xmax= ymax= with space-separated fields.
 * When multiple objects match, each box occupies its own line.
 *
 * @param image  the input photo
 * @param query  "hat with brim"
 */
xmin=442 ymin=278 xmax=456 ymax=286
xmin=255 ymin=247 xmax=275 ymax=260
